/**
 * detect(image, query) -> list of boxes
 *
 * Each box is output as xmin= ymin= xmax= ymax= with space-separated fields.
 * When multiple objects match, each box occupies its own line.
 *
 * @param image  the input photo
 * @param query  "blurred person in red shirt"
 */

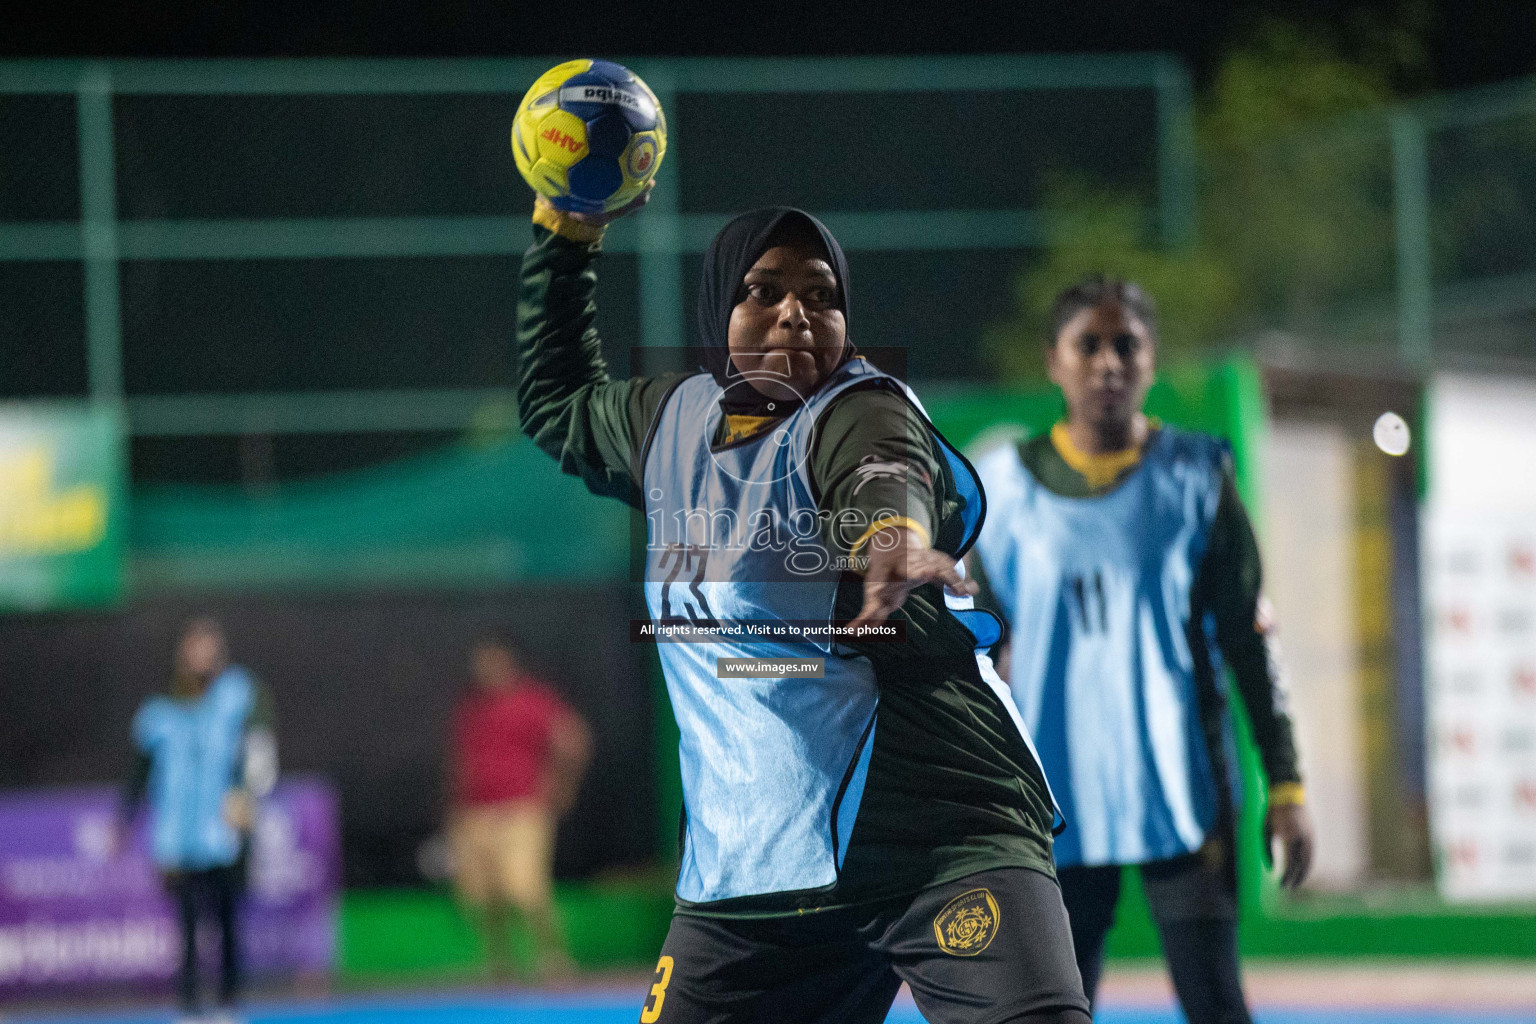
xmin=448 ymin=638 xmax=592 ymax=980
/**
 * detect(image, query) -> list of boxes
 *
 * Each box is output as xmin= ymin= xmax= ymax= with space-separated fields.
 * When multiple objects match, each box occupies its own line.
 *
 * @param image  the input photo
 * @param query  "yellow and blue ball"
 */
xmin=511 ymin=59 xmax=667 ymax=214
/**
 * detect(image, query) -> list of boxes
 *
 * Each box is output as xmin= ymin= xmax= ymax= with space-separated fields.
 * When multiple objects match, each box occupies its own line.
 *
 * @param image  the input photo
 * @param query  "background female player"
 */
xmin=517 ymin=185 xmax=1089 ymax=1023
xmin=120 ymin=618 xmax=277 ymax=1024
xmin=970 ymin=276 xmax=1315 ymax=1024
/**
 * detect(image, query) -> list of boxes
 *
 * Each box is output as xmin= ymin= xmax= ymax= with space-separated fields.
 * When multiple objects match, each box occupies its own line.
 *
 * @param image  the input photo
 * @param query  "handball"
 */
xmin=511 ymin=59 xmax=667 ymax=215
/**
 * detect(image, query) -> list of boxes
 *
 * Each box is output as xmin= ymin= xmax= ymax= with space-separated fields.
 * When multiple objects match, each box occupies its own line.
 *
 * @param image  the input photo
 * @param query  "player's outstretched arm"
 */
xmin=517 ymin=188 xmax=676 ymax=507
xmin=847 ymin=526 xmax=978 ymax=631
xmin=809 ymin=387 xmax=972 ymax=631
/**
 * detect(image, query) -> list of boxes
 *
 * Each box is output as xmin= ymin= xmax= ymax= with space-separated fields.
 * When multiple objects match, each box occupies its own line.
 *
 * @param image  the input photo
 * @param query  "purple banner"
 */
xmin=0 ymin=778 xmax=339 ymax=998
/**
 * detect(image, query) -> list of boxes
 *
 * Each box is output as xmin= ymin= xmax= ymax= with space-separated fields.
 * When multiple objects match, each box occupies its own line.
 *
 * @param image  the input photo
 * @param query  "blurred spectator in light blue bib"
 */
xmin=121 ymin=617 xmax=276 ymax=1024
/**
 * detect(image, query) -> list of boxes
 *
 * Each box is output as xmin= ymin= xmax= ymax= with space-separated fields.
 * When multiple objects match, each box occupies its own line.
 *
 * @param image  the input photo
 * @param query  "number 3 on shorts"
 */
xmin=640 ymin=955 xmax=674 ymax=1023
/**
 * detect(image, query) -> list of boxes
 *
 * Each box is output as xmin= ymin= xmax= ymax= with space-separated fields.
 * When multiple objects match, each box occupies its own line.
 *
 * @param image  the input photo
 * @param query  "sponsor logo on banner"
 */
xmin=1427 ymin=497 xmax=1536 ymax=900
xmin=0 ymin=781 xmax=338 ymax=995
xmin=1503 ymin=730 xmax=1536 ymax=755
xmin=1510 ymin=543 xmax=1536 ymax=579
xmin=1497 ymin=607 xmax=1534 ymax=636
xmin=1448 ymin=841 xmax=1480 ymax=870
xmin=1452 ymin=784 xmax=1487 ymax=810
xmin=1447 ymin=669 xmax=1482 ymax=697
xmin=0 ymin=918 xmax=175 ymax=985
xmin=1442 ymin=726 xmax=1477 ymax=756
xmin=0 ymin=448 xmax=108 ymax=557
xmin=1446 ymin=549 xmax=1479 ymax=575
xmin=72 ymin=814 xmax=116 ymax=863
xmin=0 ymin=408 xmax=125 ymax=610
xmin=1442 ymin=606 xmax=1474 ymax=637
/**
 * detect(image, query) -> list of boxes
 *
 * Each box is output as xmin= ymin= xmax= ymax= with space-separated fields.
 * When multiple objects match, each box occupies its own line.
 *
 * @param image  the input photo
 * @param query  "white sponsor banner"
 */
xmin=1424 ymin=373 xmax=1536 ymax=902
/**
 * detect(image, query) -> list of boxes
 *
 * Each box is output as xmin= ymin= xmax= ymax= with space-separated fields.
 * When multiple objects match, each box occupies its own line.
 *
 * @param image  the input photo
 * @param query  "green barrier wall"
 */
xmin=128 ymin=434 xmax=629 ymax=592
xmin=340 ymin=881 xmax=674 ymax=981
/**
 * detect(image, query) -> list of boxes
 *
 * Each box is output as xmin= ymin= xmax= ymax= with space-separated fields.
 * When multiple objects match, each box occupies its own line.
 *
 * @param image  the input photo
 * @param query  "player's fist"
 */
xmin=535 ymin=181 xmax=653 ymax=230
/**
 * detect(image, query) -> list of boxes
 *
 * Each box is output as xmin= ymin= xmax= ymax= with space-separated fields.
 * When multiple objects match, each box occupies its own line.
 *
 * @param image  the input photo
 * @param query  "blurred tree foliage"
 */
xmin=985 ymin=16 xmax=1429 ymax=381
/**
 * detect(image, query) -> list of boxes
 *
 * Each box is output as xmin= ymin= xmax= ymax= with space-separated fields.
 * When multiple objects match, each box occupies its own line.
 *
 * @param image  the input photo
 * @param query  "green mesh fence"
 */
xmin=1236 ymin=77 xmax=1536 ymax=363
xmin=0 ymin=55 xmax=1182 ymax=442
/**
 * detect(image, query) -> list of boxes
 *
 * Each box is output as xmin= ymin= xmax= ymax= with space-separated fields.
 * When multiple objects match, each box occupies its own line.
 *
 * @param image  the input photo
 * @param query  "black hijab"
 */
xmin=696 ymin=207 xmax=856 ymax=415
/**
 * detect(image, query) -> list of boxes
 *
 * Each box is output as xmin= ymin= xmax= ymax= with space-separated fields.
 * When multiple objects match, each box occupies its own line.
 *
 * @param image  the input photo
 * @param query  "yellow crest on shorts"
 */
xmin=933 ymin=887 xmax=1000 ymax=956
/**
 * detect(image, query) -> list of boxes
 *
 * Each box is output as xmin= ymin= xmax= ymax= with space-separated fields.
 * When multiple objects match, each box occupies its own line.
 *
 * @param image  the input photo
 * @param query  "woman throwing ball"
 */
xmin=971 ymin=276 xmax=1315 ymax=1024
xmin=517 ymin=184 xmax=1089 ymax=1022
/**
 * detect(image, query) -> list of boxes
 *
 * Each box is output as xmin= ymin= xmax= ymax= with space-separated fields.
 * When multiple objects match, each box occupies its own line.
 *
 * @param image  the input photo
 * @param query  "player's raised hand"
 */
xmin=1265 ymin=800 xmax=1315 ymax=890
xmin=534 ymin=180 xmax=654 ymax=229
xmin=847 ymin=526 xmax=978 ymax=632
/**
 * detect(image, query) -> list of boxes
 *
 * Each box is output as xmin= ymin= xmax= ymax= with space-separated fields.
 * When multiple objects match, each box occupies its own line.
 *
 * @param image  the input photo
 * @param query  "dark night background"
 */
xmin=4 ymin=0 xmax=1533 ymax=487
xmin=3 ymin=0 xmax=1532 ymax=93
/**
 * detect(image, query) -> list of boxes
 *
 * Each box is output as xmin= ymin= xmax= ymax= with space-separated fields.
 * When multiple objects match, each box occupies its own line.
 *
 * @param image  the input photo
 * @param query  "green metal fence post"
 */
xmin=1155 ymin=57 xmax=1197 ymax=248
xmin=635 ymin=62 xmax=683 ymax=355
xmin=76 ymin=63 xmax=124 ymax=405
xmin=629 ymin=61 xmax=687 ymax=860
xmin=1391 ymin=110 xmax=1433 ymax=366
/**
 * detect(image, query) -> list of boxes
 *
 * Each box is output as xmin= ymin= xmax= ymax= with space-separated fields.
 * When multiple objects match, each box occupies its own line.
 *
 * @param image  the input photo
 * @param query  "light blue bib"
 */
xmin=133 ymin=668 xmax=254 ymax=871
xmin=972 ymin=428 xmax=1229 ymax=868
xmin=643 ymin=358 xmax=1034 ymax=903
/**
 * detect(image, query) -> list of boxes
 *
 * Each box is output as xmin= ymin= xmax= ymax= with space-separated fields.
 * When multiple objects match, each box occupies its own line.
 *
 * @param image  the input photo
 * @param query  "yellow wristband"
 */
xmin=532 ymin=202 xmax=606 ymax=244
xmin=1268 ymin=782 xmax=1306 ymax=807
xmin=848 ymin=516 xmax=931 ymax=559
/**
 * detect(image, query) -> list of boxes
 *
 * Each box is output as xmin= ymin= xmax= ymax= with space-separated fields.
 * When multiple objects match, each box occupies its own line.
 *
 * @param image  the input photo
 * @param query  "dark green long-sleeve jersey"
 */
xmin=517 ymin=223 xmax=1058 ymax=917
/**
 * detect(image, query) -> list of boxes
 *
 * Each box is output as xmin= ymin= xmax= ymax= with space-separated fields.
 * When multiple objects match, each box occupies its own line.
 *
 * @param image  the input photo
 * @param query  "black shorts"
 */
xmin=637 ymin=868 xmax=1089 ymax=1024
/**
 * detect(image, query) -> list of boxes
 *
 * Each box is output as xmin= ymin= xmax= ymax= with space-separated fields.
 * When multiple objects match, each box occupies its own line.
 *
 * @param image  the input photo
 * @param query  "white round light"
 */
xmin=1373 ymin=411 xmax=1411 ymax=456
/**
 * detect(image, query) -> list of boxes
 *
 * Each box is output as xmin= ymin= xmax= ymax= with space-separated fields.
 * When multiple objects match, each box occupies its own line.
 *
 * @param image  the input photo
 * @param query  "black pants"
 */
xmin=1057 ymin=833 xmax=1252 ymax=1024
xmin=640 ymin=868 xmax=1090 ymax=1024
xmin=167 ymin=864 xmax=244 ymax=1012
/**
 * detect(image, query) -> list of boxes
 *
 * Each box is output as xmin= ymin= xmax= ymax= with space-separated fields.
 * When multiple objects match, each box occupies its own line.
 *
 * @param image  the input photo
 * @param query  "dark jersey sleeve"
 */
xmin=1194 ymin=463 xmax=1303 ymax=786
xmin=516 ymin=221 xmax=685 ymax=507
xmin=809 ymin=384 xmax=942 ymax=560
xmin=813 ymin=383 xmax=990 ymax=668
